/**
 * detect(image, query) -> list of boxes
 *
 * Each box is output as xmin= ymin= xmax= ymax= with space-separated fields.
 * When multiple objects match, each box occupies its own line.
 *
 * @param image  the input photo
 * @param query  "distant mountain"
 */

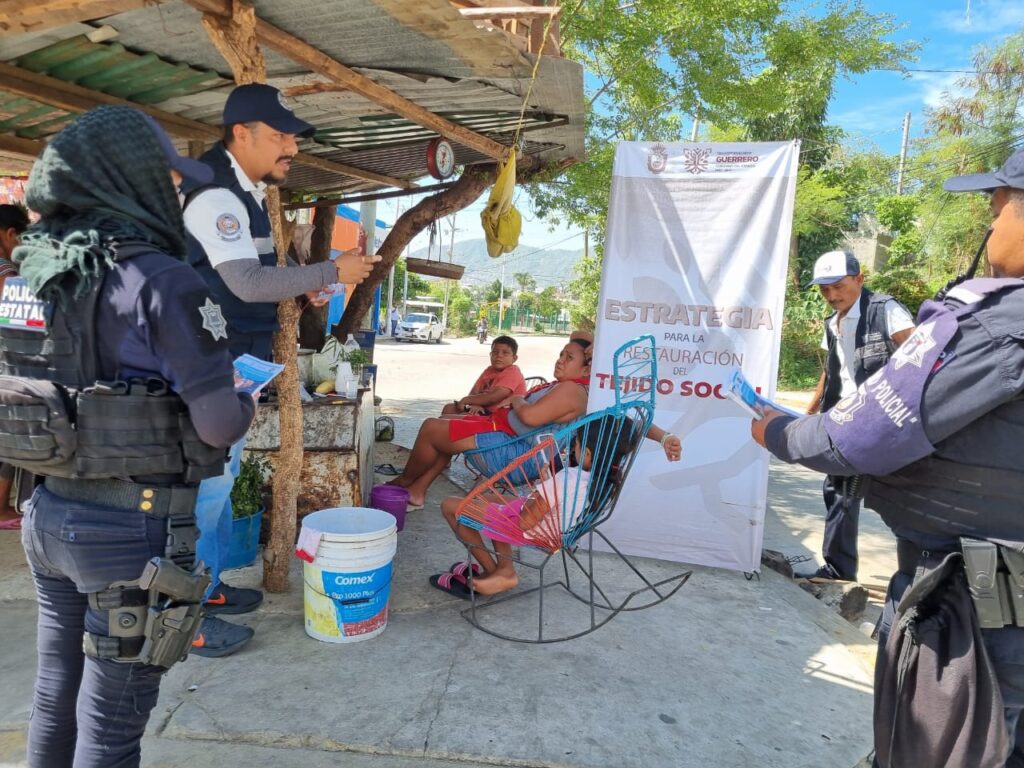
xmin=408 ymin=238 xmax=583 ymax=290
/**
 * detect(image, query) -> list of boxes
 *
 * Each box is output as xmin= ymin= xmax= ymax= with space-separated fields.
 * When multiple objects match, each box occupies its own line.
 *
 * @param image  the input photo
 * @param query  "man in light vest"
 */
xmin=797 ymin=251 xmax=914 ymax=581
xmin=183 ymin=83 xmax=379 ymax=656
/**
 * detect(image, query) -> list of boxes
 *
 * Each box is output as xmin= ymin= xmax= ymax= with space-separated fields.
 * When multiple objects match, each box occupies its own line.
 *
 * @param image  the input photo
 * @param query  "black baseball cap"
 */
xmin=222 ymin=84 xmax=315 ymax=138
xmin=140 ymin=113 xmax=213 ymax=185
xmin=943 ymin=149 xmax=1024 ymax=193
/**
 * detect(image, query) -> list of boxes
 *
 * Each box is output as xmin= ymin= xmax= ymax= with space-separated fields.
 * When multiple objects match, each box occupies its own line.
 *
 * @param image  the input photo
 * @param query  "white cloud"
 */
xmin=936 ymin=0 xmax=1024 ymax=34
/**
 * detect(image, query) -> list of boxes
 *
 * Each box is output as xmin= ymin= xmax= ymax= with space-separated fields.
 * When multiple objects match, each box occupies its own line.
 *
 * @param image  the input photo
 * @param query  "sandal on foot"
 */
xmin=449 ymin=561 xmax=482 ymax=582
xmin=406 ymin=501 xmax=424 ymax=512
xmin=0 ymin=517 xmax=21 ymax=530
xmin=428 ymin=572 xmax=472 ymax=600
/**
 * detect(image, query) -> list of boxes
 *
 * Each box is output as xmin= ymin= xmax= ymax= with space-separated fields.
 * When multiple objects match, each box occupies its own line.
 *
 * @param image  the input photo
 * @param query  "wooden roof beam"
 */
xmin=185 ymin=0 xmax=511 ymax=162
xmin=0 ymin=61 xmax=413 ymax=188
xmin=458 ymin=7 xmax=560 ymax=19
xmin=0 ymin=132 xmax=45 ymax=158
xmin=0 ymin=0 xmax=150 ymax=37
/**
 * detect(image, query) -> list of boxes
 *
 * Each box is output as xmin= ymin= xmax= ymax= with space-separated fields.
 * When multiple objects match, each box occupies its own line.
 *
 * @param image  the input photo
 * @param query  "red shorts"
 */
xmin=447 ymin=415 xmax=515 ymax=443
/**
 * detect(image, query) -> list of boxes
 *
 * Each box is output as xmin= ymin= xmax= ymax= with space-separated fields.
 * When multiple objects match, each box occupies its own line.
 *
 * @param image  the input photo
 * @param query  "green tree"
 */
xmin=535 ymin=286 xmax=561 ymax=318
xmin=391 ymin=258 xmax=431 ymax=303
xmin=513 ymin=272 xmax=537 ymax=293
xmin=911 ymin=31 xmax=1024 ymax=278
xmin=484 ymin=278 xmax=504 ymax=303
xmin=531 ymin=1 xmax=916 ymax=323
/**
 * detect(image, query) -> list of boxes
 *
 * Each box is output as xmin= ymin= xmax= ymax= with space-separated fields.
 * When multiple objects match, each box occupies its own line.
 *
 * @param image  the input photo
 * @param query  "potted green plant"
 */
xmin=224 ymin=453 xmax=270 ymax=570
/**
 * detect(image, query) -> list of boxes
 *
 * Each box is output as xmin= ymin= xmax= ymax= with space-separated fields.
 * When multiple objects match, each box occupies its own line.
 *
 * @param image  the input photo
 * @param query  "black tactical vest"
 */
xmin=184 ymin=143 xmax=279 ymax=355
xmin=0 ymin=246 xmax=225 ymax=484
xmin=822 ymin=289 xmax=900 ymax=412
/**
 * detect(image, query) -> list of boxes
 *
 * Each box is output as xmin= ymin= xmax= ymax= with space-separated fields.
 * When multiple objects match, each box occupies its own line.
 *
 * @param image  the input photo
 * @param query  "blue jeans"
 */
xmin=194 ymin=436 xmax=245 ymax=598
xmin=21 ymin=486 xmax=169 ymax=768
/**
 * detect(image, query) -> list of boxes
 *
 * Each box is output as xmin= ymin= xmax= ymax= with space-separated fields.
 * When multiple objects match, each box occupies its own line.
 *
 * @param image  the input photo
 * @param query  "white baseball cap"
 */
xmin=807 ymin=250 xmax=860 ymax=288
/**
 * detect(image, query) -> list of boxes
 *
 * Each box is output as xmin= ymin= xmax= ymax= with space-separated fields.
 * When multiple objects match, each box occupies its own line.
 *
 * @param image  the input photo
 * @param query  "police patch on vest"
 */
xmin=199 ymin=298 xmax=228 ymax=341
xmin=828 ymin=389 xmax=868 ymax=425
xmin=0 ymin=276 xmax=48 ymax=332
xmin=215 ymin=213 xmax=242 ymax=242
xmin=891 ymin=320 xmax=937 ymax=370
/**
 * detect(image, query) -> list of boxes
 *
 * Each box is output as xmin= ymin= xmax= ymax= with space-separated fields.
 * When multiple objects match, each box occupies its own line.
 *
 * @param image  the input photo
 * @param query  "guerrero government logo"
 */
xmin=682 ymin=147 xmax=712 ymax=175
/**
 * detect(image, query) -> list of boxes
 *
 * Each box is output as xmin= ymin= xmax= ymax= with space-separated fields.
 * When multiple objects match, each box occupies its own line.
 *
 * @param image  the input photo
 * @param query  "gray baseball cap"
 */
xmin=943 ymin=148 xmax=1024 ymax=193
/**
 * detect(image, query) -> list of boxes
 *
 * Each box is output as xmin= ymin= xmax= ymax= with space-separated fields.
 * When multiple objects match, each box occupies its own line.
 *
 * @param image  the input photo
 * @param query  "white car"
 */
xmin=397 ymin=313 xmax=443 ymax=343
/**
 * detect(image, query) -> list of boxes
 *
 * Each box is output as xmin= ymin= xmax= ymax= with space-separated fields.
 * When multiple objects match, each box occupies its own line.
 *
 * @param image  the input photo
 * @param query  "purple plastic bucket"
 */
xmin=370 ymin=484 xmax=409 ymax=532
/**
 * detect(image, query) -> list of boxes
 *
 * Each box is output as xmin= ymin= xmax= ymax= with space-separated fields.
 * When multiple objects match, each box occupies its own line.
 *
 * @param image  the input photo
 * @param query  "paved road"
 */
xmin=374 ymin=332 xmax=567 ymax=404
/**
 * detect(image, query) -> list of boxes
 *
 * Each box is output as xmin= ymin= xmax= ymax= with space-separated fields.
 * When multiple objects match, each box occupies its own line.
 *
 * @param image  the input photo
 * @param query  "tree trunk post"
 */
xmin=201 ymin=0 xmax=302 ymax=593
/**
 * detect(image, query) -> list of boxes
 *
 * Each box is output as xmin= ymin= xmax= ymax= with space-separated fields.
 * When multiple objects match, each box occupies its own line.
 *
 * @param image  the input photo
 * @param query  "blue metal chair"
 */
xmin=453 ymin=335 xmax=691 ymax=642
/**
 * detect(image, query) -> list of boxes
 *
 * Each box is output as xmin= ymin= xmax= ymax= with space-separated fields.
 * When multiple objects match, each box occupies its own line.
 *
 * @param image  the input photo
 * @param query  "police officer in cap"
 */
xmin=3 ymin=107 xmax=254 ymax=767
xmin=752 ymin=151 xmax=1024 ymax=766
xmin=183 ymin=83 xmax=378 ymax=656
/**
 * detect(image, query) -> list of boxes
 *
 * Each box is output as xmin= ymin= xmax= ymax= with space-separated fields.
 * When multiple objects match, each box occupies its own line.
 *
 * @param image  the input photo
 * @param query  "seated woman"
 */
xmin=433 ymin=415 xmax=681 ymax=598
xmin=440 ymin=335 xmax=526 ymax=416
xmin=389 ymin=337 xmax=593 ymax=509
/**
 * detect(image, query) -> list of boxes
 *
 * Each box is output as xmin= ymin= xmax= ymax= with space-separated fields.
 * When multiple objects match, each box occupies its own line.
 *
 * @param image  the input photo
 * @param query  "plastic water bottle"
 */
xmin=343 ymin=334 xmax=361 ymax=357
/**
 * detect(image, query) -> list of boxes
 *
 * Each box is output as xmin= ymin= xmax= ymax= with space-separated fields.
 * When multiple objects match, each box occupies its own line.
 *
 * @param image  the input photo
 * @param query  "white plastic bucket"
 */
xmin=301 ymin=507 xmax=398 ymax=643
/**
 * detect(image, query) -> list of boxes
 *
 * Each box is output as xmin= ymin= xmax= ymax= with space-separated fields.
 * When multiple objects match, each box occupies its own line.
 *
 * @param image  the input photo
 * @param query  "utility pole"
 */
xmin=896 ymin=111 xmax=911 ymax=195
xmin=443 ymin=214 xmax=460 ymax=330
xmin=690 ymin=117 xmax=700 ymax=142
xmin=359 ymin=201 xmax=377 ymax=333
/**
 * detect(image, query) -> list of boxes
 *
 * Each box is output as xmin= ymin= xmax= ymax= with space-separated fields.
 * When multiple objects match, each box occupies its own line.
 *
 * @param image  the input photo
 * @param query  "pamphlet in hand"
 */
xmin=725 ymin=369 xmax=802 ymax=421
xmin=233 ymin=354 xmax=285 ymax=397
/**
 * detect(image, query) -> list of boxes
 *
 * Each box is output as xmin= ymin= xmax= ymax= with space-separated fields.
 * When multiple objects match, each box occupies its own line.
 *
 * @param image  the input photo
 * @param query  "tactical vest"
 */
xmin=821 ymin=289 xmax=899 ymax=412
xmin=184 ymin=143 xmax=278 ymax=353
xmin=0 ymin=245 xmax=226 ymax=484
xmin=860 ymin=280 xmax=1024 ymax=545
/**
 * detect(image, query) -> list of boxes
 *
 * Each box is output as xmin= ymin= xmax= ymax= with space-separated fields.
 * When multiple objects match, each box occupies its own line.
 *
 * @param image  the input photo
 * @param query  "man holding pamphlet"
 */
xmin=182 ymin=84 xmax=380 ymax=656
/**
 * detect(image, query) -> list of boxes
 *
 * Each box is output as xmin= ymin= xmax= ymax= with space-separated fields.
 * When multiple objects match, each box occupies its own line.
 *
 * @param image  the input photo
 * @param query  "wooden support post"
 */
xmin=201 ymin=0 xmax=300 ymax=594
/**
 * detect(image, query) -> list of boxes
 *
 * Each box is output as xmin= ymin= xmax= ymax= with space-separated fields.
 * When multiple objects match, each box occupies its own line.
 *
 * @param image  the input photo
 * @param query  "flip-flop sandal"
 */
xmin=406 ymin=501 xmax=424 ymax=512
xmin=0 ymin=517 xmax=22 ymax=530
xmin=449 ymin=561 xmax=483 ymax=582
xmin=428 ymin=572 xmax=472 ymax=600
xmin=374 ymin=463 xmax=402 ymax=476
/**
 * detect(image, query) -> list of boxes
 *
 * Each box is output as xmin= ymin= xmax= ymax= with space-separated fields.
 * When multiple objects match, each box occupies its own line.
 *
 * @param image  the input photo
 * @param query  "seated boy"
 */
xmin=441 ymin=335 xmax=527 ymax=416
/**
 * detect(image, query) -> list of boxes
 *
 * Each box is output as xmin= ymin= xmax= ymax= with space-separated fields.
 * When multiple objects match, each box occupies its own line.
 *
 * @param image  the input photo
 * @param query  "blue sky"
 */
xmin=829 ymin=0 xmax=1024 ymax=154
xmin=377 ymin=0 xmax=1023 ymax=255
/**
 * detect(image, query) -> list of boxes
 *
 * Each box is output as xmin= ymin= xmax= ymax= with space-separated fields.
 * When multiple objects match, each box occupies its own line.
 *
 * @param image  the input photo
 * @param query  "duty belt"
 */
xmin=896 ymin=537 xmax=1024 ymax=629
xmin=44 ymin=476 xmax=199 ymax=568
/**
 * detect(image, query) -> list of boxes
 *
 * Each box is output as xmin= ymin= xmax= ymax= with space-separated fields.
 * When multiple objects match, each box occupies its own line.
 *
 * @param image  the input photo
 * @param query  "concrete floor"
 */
xmin=0 ymin=335 xmax=899 ymax=768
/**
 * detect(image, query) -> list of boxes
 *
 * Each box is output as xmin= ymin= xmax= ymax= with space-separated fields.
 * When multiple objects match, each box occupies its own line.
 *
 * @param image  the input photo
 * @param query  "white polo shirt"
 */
xmin=182 ymin=151 xmax=274 ymax=267
xmin=820 ymin=292 xmax=915 ymax=399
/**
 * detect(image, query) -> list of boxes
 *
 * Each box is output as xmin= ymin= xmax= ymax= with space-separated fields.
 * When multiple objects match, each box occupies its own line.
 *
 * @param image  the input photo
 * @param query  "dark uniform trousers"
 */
xmin=821 ymin=474 xmax=861 ymax=581
xmin=878 ymin=563 xmax=1024 ymax=766
xmin=21 ymin=486 xmax=168 ymax=768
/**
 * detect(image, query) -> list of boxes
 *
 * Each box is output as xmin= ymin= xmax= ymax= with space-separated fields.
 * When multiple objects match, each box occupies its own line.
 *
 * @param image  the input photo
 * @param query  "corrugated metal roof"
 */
xmin=0 ymin=0 xmax=585 ymax=196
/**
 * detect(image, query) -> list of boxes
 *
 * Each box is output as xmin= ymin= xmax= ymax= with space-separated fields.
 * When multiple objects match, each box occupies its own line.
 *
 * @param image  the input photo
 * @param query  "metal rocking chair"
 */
xmin=453 ymin=335 xmax=691 ymax=642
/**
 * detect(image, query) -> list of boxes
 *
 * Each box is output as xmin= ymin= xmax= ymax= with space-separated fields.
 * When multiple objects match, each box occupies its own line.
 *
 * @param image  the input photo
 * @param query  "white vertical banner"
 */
xmin=589 ymin=141 xmax=799 ymax=573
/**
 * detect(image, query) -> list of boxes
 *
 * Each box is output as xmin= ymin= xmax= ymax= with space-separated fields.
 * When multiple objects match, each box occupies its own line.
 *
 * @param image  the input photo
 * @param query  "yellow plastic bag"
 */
xmin=480 ymin=154 xmax=521 ymax=257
